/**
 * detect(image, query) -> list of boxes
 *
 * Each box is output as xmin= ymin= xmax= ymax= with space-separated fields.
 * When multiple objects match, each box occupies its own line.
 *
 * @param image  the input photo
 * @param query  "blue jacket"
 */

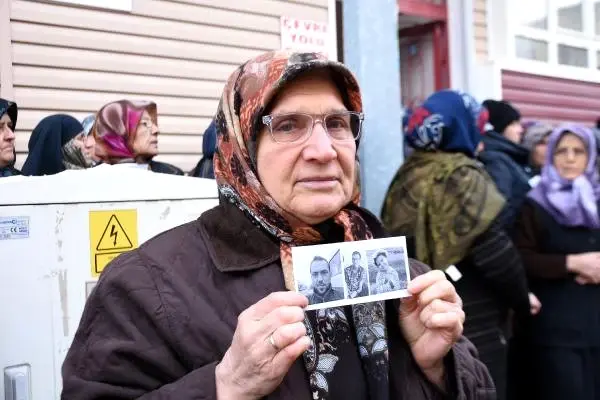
xmin=479 ymin=131 xmax=532 ymax=232
xmin=190 ymin=120 xmax=216 ymax=178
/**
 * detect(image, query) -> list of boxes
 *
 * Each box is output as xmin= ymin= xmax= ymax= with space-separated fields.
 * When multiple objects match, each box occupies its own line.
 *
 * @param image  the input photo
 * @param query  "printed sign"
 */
xmin=89 ymin=210 xmax=138 ymax=277
xmin=0 ymin=216 xmax=30 ymax=240
xmin=280 ymin=16 xmax=332 ymax=58
xmin=292 ymin=236 xmax=411 ymax=311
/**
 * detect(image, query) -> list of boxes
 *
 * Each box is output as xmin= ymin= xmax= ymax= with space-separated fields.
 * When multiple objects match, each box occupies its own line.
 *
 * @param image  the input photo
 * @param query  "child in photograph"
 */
xmin=307 ymin=256 xmax=344 ymax=305
xmin=372 ymin=249 xmax=402 ymax=294
xmin=344 ymin=251 xmax=369 ymax=298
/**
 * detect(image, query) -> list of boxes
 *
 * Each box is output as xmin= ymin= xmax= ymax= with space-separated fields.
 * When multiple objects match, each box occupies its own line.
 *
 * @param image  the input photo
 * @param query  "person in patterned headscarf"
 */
xmin=62 ymin=51 xmax=494 ymax=400
xmin=92 ymin=100 xmax=183 ymax=175
xmin=0 ymin=98 xmax=20 ymax=177
xmin=381 ymin=89 xmax=539 ymax=400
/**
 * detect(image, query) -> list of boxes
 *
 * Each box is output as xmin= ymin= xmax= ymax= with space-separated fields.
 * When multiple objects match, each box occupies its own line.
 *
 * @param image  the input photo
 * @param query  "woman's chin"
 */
xmin=290 ymin=195 xmax=347 ymax=225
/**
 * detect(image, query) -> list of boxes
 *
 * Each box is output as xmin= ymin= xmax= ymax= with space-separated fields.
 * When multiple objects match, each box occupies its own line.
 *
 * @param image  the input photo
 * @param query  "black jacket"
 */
xmin=479 ymin=132 xmax=531 ymax=232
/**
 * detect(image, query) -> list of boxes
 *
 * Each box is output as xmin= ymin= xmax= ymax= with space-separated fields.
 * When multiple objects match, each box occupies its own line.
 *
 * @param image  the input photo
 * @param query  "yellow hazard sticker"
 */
xmin=89 ymin=209 xmax=138 ymax=277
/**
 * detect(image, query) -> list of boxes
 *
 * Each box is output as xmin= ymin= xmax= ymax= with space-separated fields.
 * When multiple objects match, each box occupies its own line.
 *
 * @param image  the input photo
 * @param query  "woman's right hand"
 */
xmin=567 ymin=252 xmax=600 ymax=284
xmin=215 ymin=292 xmax=310 ymax=400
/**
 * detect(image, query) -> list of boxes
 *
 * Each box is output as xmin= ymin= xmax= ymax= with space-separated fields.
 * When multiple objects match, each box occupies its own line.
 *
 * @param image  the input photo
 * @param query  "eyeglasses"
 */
xmin=138 ymin=119 xmax=156 ymax=132
xmin=261 ymin=111 xmax=364 ymax=143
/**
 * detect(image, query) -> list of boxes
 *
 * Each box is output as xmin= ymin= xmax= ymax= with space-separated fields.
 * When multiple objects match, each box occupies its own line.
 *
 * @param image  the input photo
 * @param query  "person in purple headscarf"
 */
xmin=513 ymin=123 xmax=600 ymax=400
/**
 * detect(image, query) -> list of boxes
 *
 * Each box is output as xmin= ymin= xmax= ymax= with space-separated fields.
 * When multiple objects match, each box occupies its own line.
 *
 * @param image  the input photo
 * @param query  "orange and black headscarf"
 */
xmin=214 ymin=50 xmax=390 ymax=400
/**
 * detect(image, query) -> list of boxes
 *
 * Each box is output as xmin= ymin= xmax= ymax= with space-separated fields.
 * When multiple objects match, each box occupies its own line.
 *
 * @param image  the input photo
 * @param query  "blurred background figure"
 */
xmin=0 ymin=98 xmax=19 ymax=177
xmin=401 ymin=107 xmax=414 ymax=160
xmin=381 ymin=90 xmax=535 ymax=400
xmin=21 ymin=114 xmax=94 ymax=176
xmin=92 ymin=100 xmax=183 ymax=175
xmin=189 ymin=120 xmax=216 ymax=178
xmin=81 ymin=114 xmax=101 ymax=166
xmin=479 ymin=99 xmax=531 ymax=232
xmin=513 ymin=123 xmax=600 ymax=400
xmin=521 ymin=122 xmax=553 ymax=186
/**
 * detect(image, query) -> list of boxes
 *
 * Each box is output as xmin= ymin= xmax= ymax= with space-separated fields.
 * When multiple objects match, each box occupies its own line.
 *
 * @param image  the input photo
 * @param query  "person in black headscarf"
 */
xmin=21 ymin=114 xmax=95 ymax=176
xmin=479 ymin=99 xmax=531 ymax=232
xmin=0 ymin=98 xmax=20 ymax=178
xmin=189 ymin=120 xmax=216 ymax=178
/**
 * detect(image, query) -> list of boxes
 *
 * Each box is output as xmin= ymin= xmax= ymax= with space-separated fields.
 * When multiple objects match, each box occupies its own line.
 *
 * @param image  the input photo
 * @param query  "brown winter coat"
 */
xmin=61 ymin=203 xmax=495 ymax=399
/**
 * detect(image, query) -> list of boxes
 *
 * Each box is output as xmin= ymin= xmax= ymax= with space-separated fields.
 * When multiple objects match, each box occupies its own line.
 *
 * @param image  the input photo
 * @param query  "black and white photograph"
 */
xmin=366 ymin=247 xmax=408 ymax=295
xmin=341 ymin=249 xmax=370 ymax=299
xmin=295 ymin=247 xmax=345 ymax=306
xmin=292 ymin=236 xmax=410 ymax=310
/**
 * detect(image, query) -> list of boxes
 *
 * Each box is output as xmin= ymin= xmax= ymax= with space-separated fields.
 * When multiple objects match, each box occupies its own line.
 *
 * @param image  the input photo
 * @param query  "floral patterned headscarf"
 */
xmin=92 ymin=100 xmax=157 ymax=164
xmin=214 ymin=50 xmax=390 ymax=400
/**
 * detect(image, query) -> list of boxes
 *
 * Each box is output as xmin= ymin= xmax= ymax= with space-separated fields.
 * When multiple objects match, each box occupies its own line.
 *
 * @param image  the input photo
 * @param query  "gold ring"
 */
xmin=268 ymin=333 xmax=279 ymax=351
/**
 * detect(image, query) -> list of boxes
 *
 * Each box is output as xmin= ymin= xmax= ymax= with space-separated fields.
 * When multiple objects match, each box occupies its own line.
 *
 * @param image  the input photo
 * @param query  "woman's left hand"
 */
xmin=399 ymin=270 xmax=465 ymax=387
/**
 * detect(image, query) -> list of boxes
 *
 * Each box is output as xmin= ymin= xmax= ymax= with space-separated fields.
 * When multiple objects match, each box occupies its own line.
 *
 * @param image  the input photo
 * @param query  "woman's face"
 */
xmin=553 ymin=133 xmax=588 ymax=180
xmin=531 ymin=135 xmax=549 ymax=168
xmin=376 ymin=255 xmax=389 ymax=271
xmin=503 ymin=121 xmax=524 ymax=144
xmin=0 ymin=113 xmax=15 ymax=168
xmin=132 ymin=110 xmax=159 ymax=159
xmin=73 ymin=133 xmax=97 ymax=161
xmin=256 ymin=72 xmax=357 ymax=225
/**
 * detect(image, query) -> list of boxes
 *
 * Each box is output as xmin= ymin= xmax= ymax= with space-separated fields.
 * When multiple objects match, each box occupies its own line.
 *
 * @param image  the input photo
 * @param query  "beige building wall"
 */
xmin=474 ymin=0 xmax=488 ymax=61
xmin=1 ymin=0 xmax=329 ymax=171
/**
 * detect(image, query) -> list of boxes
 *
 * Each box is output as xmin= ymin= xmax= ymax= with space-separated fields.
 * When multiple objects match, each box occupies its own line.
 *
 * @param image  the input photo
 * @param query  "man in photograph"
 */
xmin=344 ymin=251 xmax=369 ymax=298
xmin=307 ymin=256 xmax=344 ymax=304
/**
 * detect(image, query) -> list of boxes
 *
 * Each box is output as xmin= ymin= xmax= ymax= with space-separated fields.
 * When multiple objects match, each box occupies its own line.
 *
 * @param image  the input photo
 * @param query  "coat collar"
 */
xmin=199 ymin=202 xmax=386 ymax=273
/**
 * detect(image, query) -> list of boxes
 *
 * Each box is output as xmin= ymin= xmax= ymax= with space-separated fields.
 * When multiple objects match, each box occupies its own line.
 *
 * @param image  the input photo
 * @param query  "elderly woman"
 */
xmin=0 ymin=98 xmax=20 ymax=177
xmin=381 ymin=90 xmax=538 ymax=400
xmin=21 ymin=114 xmax=95 ymax=176
xmin=61 ymin=51 xmax=493 ymax=399
xmin=92 ymin=100 xmax=183 ymax=175
xmin=521 ymin=122 xmax=553 ymax=186
xmin=513 ymin=124 xmax=600 ymax=400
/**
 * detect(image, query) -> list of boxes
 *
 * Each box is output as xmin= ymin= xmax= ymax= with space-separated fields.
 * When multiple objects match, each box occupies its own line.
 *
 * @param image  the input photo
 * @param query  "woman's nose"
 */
xmin=2 ymin=127 xmax=15 ymax=140
xmin=304 ymin=122 xmax=336 ymax=161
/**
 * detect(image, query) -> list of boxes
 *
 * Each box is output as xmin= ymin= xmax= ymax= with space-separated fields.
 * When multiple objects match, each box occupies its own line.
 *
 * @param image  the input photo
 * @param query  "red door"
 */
xmin=398 ymin=1 xmax=450 ymax=105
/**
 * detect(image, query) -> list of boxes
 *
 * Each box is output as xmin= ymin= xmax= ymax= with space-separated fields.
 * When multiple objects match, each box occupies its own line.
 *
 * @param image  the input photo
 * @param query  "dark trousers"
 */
xmin=531 ymin=346 xmax=600 ymax=400
xmin=510 ymin=342 xmax=600 ymax=400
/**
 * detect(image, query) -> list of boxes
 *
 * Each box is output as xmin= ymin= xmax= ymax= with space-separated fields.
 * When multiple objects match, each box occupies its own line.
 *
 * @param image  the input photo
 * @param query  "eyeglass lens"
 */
xmin=268 ymin=112 xmax=361 ymax=143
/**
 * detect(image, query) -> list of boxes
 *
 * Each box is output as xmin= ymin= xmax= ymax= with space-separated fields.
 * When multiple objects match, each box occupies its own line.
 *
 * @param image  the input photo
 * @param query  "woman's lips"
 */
xmin=297 ymin=177 xmax=338 ymax=189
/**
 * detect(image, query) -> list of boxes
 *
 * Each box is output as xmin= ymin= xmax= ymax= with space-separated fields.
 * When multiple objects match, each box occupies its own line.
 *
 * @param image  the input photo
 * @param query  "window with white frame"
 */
xmin=512 ymin=0 xmax=600 ymax=71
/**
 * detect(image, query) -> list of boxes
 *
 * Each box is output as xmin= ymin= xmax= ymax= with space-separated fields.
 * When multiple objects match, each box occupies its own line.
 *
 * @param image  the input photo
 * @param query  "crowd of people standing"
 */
xmin=1 ymin=49 xmax=599 ymax=399
xmin=386 ymin=91 xmax=600 ymax=399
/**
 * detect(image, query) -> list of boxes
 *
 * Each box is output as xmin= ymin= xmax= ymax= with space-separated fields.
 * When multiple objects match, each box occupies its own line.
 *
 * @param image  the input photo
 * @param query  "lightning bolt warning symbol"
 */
xmin=96 ymin=214 xmax=133 ymax=251
xmin=110 ymin=224 xmax=118 ymax=246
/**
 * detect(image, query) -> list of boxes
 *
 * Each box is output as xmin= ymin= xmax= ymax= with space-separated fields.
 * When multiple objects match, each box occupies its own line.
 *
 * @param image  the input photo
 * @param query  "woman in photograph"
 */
xmin=372 ymin=249 xmax=402 ymax=294
xmin=62 ymin=50 xmax=494 ymax=399
xmin=513 ymin=123 xmax=600 ymax=400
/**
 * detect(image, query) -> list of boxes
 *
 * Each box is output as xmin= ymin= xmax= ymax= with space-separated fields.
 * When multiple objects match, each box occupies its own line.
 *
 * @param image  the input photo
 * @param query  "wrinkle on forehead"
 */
xmin=267 ymin=75 xmax=345 ymax=116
